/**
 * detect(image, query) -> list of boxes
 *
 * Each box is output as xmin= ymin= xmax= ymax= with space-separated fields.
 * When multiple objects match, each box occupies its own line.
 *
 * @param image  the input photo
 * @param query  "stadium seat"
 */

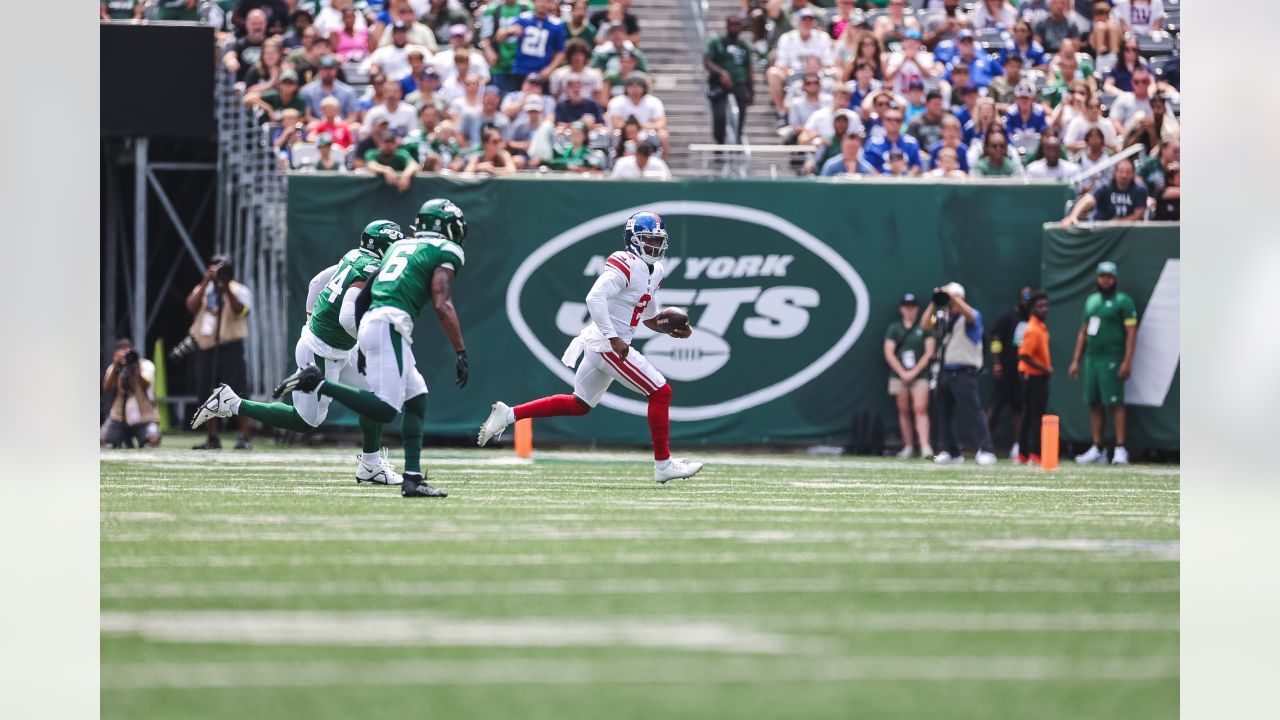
xmin=291 ymin=143 xmax=319 ymax=169
xmin=1010 ymin=132 xmax=1040 ymax=161
xmin=1163 ymin=9 xmax=1180 ymax=35
xmin=328 ymin=145 xmax=347 ymax=168
xmin=1094 ymin=53 xmax=1117 ymax=78
xmin=976 ymin=28 xmax=1008 ymax=52
xmin=343 ymin=63 xmax=370 ymax=85
xmin=1098 ymin=92 xmax=1118 ymax=115
xmin=1137 ymin=31 xmax=1176 ymax=58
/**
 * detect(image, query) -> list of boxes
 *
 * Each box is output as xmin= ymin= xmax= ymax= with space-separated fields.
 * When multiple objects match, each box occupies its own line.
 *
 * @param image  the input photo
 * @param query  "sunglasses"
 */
xmin=803 ymin=80 xmax=819 ymax=85
xmin=989 ymin=142 xmax=1007 ymax=149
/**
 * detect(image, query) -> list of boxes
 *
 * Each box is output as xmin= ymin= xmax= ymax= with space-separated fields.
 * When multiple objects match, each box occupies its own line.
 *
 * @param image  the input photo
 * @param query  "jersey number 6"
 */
xmin=629 ymin=293 xmax=652 ymax=327
xmin=378 ymin=243 xmax=418 ymax=282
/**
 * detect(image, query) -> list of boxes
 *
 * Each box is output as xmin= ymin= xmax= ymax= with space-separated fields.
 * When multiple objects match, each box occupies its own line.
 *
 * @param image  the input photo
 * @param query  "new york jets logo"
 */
xmin=508 ymin=202 xmax=869 ymax=421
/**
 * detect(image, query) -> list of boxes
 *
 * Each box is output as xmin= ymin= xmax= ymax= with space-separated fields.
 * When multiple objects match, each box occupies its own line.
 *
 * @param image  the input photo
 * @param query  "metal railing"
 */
xmin=214 ymin=61 xmax=290 ymax=398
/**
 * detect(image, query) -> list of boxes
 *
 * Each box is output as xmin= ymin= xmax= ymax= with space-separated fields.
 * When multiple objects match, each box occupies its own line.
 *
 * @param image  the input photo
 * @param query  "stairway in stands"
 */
xmin=701 ymin=0 xmax=784 ymax=149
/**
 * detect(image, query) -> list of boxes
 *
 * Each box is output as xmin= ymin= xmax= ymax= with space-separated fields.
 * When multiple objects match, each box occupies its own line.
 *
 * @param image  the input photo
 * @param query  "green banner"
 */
xmin=1040 ymin=223 xmax=1180 ymax=450
xmin=287 ymin=175 xmax=1072 ymax=445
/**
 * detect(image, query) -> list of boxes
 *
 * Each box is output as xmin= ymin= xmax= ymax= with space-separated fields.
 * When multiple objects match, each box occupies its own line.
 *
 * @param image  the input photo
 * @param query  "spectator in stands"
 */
xmin=973 ymin=128 xmax=1025 ymax=177
xmin=244 ymin=37 xmax=287 ymax=96
xmin=986 ymin=54 xmax=1024 ymax=108
xmin=907 ymin=89 xmax=948 ymax=151
xmin=481 ymin=0 xmax=533 ymax=95
xmin=950 ymin=80 xmax=978 ymax=126
xmin=407 ymin=67 xmax=448 ymax=114
xmin=1016 ymin=0 xmax=1052 ymax=28
xmin=460 ymin=86 xmax=511 ymax=148
xmin=972 ymin=0 xmax=1017 ymax=30
xmin=604 ymin=50 xmax=650 ymax=101
xmin=446 ymin=74 xmax=485 ymax=120
xmin=101 ymin=1 xmax=142 ymax=20
xmin=1005 ymin=82 xmax=1048 ymax=136
xmin=767 ymin=0 xmax=828 ymax=50
xmin=101 ymin=339 xmax=161 ymax=449
xmin=1108 ymin=65 xmax=1155 ymax=133
xmin=186 ymin=255 xmax=254 ymax=450
xmin=423 ymin=0 xmax=473 ymax=48
xmin=607 ymin=77 xmax=668 ymax=157
xmin=366 ymin=22 xmax=418 ymax=81
xmin=850 ymin=33 xmax=884 ymax=82
xmin=462 ymin=127 xmax=516 ymax=175
xmin=871 ymin=0 xmax=921 ymax=45
xmin=1072 ymin=127 xmax=1113 ymax=192
xmin=1063 ymin=94 xmax=1118 ymax=153
xmin=945 ymin=30 xmax=1002 ymax=90
xmin=363 ymin=131 xmax=419 ymax=191
xmin=509 ymin=0 xmax=567 ymax=88
xmin=865 ymin=105 xmax=922 ymax=175
xmin=312 ymin=134 xmax=345 ymax=172
xmin=929 ymin=115 xmax=971 ymax=173
xmin=333 ymin=5 xmax=370 ymax=62
xmin=926 ymin=147 xmax=967 ymax=177
xmin=300 ymin=55 xmax=360 ymax=121
xmin=224 ymin=8 xmax=273 ymax=82
xmin=1025 ymin=135 xmax=1079 ymax=180
xmin=272 ymin=109 xmax=306 ymax=169
xmin=591 ymin=0 xmax=641 ymax=46
xmin=313 ymin=0 xmax=362 ymax=44
xmin=555 ymin=75 xmax=605 ymax=128
xmin=244 ymin=69 xmax=307 ymax=122
xmin=506 ymin=95 xmax=547 ymax=168
xmin=1087 ymin=1 xmax=1122 ymax=59
xmin=233 ymin=0 xmax=288 ymax=37
xmin=282 ymin=9 xmax=314 ymax=50
xmin=705 ymin=15 xmax=755 ymax=146
xmin=1034 ymin=0 xmax=1089 ymax=53
xmin=1044 ymin=39 xmax=1097 ymax=107
xmin=820 ymin=128 xmax=872 ymax=176
xmin=783 ymin=72 xmax=830 ymax=143
xmin=364 ymin=79 xmax=420 ymax=138
xmin=398 ymin=50 xmax=431 ymax=98
xmin=1047 ymin=79 xmax=1090 ymax=137
xmin=352 ymin=117 xmax=389 ymax=169
xmin=564 ymin=0 xmax=598 ymax=46
xmin=550 ymin=121 xmax=606 ymax=173
xmin=1150 ymin=161 xmax=1179 ymax=221
xmin=922 ymin=282 xmax=998 ymax=465
xmin=767 ymin=9 xmax=836 ymax=128
xmin=1103 ymin=36 xmax=1145 ymax=94
xmin=615 ymin=117 xmax=645 ymax=157
xmin=550 ymin=41 xmax=605 ymax=102
xmin=403 ymin=109 xmax=444 ymax=172
xmin=1008 ymin=20 xmax=1047 ymax=67
xmin=378 ymin=2 xmax=437 ymax=52
xmin=1112 ymin=0 xmax=1164 ymax=35
xmin=501 ymin=73 xmax=553 ymax=121
xmin=611 ymin=142 xmax=672 ymax=179
xmin=847 ymin=61 xmax=883 ymax=111
xmin=800 ymin=84 xmax=859 ymax=147
xmin=1063 ymin=156 xmax=1147 ymax=225
xmin=885 ymin=30 xmax=941 ymax=97
xmin=435 ymin=27 xmax=492 ymax=86
xmin=154 ymin=0 xmax=198 ymax=20
xmin=306 ymin=97 xmax=356 ymax=148
xmin=884 ymin=293 xmax=934 ymax=459
xmin=809 ymin=109 xmax=855 ymax=173
xmin=924 ymin=1 xmax=964 ymax=55
xmin=287 ymin=34 xmax=335 ymax=86
xmin=962 ymin=97 xmax=997 ymax=148
xmin=1123 ymin=94 xmax=1179 ymax=150
xmin=591 ymin=24 xmax=650 ymax=77
xmin=828 ymin=0 xmax=861 ymax=40
xmin=1137 ymin=137 xmax=1178 ymax=189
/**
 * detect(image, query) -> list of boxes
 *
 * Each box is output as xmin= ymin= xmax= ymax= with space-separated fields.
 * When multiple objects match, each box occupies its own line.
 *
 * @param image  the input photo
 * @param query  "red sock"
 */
xmin=513 ymin=394 xmax=589 ymax=420
xmin=648 ymin=384 xmax=672 ymax=461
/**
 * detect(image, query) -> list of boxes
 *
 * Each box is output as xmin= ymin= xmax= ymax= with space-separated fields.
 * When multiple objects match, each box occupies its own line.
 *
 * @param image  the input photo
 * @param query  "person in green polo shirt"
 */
xmin=363 ymin=132 xmax=419 ymax=192
xmin=704 ymin=14 xmax=754 ymax=145
xmin=1068 ymin=261 xmax=1140 ymax=465
xmin=884 ymin=292 xmax=935 ymax=459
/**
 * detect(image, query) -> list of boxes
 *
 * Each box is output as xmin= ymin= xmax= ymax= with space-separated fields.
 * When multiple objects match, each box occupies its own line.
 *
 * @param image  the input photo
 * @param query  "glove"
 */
xmin=455 ymin=350 xmax=469 ymax=388
xmin=357 ymin=350 xmax=367 ymax=375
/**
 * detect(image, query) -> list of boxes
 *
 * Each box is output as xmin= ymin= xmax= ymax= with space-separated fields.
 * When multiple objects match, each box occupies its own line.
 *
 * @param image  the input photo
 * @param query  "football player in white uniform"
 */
xmin=476 ymin=211 xmax=704 ymax=484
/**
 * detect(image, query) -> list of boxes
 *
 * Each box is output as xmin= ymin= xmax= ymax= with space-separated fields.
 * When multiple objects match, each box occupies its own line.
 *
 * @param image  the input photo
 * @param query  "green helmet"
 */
xmin=360 ymin=219 xmax=404 ymax=258
xmin=412 ymin=198 xmax=467 ymax=245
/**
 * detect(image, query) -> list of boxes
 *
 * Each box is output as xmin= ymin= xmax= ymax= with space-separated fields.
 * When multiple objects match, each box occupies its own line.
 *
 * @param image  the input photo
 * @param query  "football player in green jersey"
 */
xmin=193 ymin=220 xmax=407 ymax=485
xmin=1068 ymin=261 xmax=1140 ymax=465
xmin=275 ymin=199 xmax=469 ymax=498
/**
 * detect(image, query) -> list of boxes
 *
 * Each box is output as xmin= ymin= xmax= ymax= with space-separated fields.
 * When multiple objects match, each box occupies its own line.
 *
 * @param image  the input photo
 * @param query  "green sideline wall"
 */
xmin=286 ymin=175 xmax=1174 ymax=449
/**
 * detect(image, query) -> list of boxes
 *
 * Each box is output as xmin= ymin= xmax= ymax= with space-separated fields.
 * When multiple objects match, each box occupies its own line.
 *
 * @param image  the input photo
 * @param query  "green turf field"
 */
xmin=101 ymin=443 xmax=1178 ymax=719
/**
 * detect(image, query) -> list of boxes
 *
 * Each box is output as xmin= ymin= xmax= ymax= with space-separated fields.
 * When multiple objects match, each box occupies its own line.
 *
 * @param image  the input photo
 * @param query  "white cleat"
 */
xmin=356 ymin=449 xmax=402 ymax=485
xmin=1075 ymin=445 xmax=1108 ymax=464
xmin=191 ymin=384 xmax=239 ymax=429
xmin=1009 ymin=442 xmax=1020 ymax=461
xmin=896 ymin=445 xmax=915 ymax=459
xmin=975 ymin=451 xmax=998 ymax=466
xmin=1111 ymin=446 xmax=1130 ymax=465
xmin=655 ymin=457 xmax=703 ymax=484
xmin=920 ymin=444 xmax=934 ymax=459
xmin=477 ymin=401 xmax=512 ymax=447
xmin=933 ymin=451 xmax=963 ymax=464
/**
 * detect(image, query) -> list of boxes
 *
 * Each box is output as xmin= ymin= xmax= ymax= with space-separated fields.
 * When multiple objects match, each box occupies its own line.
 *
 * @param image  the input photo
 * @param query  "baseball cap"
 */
xmin=845 ymin=127 xmax=866 ymax=140
xmin=907 ymin=79 xmax=925 ymax=92
xmin=525 ymin=72 xmax=543 ymax=84
xmin=392 ymin=21 xmax=409 ymax=31
xmin=318 ymin=54 xmax=340 ymax=69
xmin=316 ymin=132 xmax=333 ymax=147
xmin=834 ymin=108 xmax=858 ymax=123
xmin=624 ymin=76 xmax=647 ymax=88
xmin=904 ymin=29 xmax=922 ymax=41
xmin=796 ymin=8 xmax=816 ymax=20
xmin=1096 ymin=261 xmax=1118 ymax=276
xmin=448 ymin=24 xmax=468 ymax=37
xmin=421 ymin=66 xmax=439 ymax=79
xmin=1014 ymin=81 xmax=1037 ymax=98
xmin=943 ymin=281 xmax=966 ymax=299
xmin=957 ymin=29 xmax=975 ymax=41
xmin=570 ymin=120 xmax=588 ymax=133
xmin=900 ymin=292 xmax=920 ymax=306
xmin=279 ymin=69 xmax=299 ymax=83
xmin=523 ymin=95 xmax=544 ymax=111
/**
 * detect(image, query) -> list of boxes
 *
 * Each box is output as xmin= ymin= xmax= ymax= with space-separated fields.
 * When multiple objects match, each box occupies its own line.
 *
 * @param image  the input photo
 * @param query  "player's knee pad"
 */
xmin=649 ymin=384 xmax=672 ymax=406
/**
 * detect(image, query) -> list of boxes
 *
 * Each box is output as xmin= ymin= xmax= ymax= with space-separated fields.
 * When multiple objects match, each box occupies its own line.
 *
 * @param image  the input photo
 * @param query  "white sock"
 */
xmin=361 ymin=451 xmax=380 ymax=467
xmin=504 ymin=407 xmax=516 ymax=423
xmin=655 ymin=457 xmax=672 ymax=468
xmin=228 ymin=396 xmax=241 ymax=414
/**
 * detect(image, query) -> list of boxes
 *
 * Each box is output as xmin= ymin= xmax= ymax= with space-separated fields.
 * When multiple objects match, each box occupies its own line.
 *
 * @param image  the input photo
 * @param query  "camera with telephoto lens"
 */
xmin=123 ymin=349 xmax=139 ymax=365
xmin=932 ymin=288 xmax=951 ymax=307
xmin=169 ymin=336 xmax=199 ymax=361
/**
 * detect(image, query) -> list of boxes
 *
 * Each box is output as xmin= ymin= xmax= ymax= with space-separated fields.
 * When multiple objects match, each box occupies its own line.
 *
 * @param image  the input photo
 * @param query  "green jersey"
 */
xmin=705 ymin=34 xmax=752 ymax=86
xmin=1081 ymin=291 xmax=1138 ymax=358
xmin=884 ymin=321 xmax=931 ymax=379
xmin=370 ymin=235 xmax=466 ymax=317
xmin=309 ymin=248 xmax=382 ymax=350
xmin=480 ymin=1 xmax=532 ymax=74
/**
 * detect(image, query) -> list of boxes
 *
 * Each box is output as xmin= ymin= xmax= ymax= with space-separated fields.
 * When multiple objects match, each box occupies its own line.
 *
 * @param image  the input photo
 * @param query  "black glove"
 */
xmin=455 ymin=350 xmax=469 ymax=388
xmin=357 ymin=350 xmax=367 ymax=375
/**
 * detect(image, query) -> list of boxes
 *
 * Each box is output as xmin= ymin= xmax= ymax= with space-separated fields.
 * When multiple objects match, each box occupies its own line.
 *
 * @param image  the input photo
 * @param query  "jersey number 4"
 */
xmin=378 ymin=243 xmax=418 ymax=282
xmin=629 ymin=294 xmax=652 ymax=327
xmin=323 ymin=265 xmax=353 ymax=302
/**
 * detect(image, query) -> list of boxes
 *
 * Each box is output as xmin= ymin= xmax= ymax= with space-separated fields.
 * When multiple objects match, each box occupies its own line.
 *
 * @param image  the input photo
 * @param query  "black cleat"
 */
xmin=401 ymin=472 xmax=447 ymax=498
xmin=273 ymin=364 xmax=323 ymax=398
xmin=234 ymin=433 xmax=253 ymax=450
xmin=192 ymin=437 xmax=222 ymax=450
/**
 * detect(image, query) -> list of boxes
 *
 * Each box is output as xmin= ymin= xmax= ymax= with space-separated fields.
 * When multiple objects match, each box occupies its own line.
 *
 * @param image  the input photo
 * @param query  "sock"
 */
xmin=359 ymin=416 xmax=383 ymax=454
xmin=237 ymin=400 xmax=315 ymax=433
xmin=401 ymin=393 xmax=427 ymax=475
xmin=513 ymin=394 xmax=589 ymax=420
xmin=360 ymin=451 xmax=381 ymax=466
xmin=648 ymin=384 xmax=672 ymax=461
xmin=317 ymin=380 xmax=398 ymax=422
xmin=504 ymin=407 xmax=516 ymax=423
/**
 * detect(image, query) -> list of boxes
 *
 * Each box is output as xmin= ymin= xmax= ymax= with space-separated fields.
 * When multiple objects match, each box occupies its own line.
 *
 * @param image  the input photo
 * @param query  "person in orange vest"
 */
xmin=1017 ymin=291 xmax=1052 ymax=465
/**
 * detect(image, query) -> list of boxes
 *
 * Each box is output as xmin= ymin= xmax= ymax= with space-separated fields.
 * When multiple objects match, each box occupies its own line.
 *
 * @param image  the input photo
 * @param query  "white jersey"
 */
xmin=561 ymin=250 xmax=664 ymax=367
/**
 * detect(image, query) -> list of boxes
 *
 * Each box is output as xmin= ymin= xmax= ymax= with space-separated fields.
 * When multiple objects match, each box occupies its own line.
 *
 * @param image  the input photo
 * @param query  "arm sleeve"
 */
xmin=585 ymin=270 xmax=626 ymax=339
xmin=353 ymin=276 xmax=376 ymax=329
xmin=965 ymin=309 xmax=984 ymax=344
xmin=306 ymin=264 xmax=339 ymax=314
xmin=338 ymin=285 xmax=362 ymax=338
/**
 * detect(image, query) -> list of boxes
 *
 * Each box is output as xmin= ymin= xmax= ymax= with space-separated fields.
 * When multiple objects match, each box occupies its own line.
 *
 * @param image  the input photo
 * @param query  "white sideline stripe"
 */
xmin=772 ymin=611 xmax=1179 ymax=633
xmin=99 ymin=576 xmax=1177 ymax=599
xmin=961 ymin=538 xmax=1180 ymax=558
xmin=790 ymin=481 xmax=1178 ymax=494
xmin=100 ymin=655 xmax=1179 ymax=690
xmin=100 ymin=611 xmax=805 ymax=654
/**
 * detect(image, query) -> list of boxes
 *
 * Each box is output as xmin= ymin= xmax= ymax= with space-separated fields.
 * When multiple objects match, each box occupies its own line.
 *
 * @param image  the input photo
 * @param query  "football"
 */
xmin=655 ymin=307 xmax=690 ymax=332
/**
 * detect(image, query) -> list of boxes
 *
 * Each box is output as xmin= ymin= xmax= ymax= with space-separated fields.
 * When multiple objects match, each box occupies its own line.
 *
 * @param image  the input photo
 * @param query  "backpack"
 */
xmin=844 ymin=409 xmax=885 ymax=456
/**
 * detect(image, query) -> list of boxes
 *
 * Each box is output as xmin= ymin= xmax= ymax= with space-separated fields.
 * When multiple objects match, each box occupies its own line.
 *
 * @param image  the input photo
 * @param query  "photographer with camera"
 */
xmin=921 ymin=282 xmax=998 ymax=466
xmin=101 ymin=339 xmax=161 ymax=449
xmin=184 ymin=256 xmax=254 ymax=450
